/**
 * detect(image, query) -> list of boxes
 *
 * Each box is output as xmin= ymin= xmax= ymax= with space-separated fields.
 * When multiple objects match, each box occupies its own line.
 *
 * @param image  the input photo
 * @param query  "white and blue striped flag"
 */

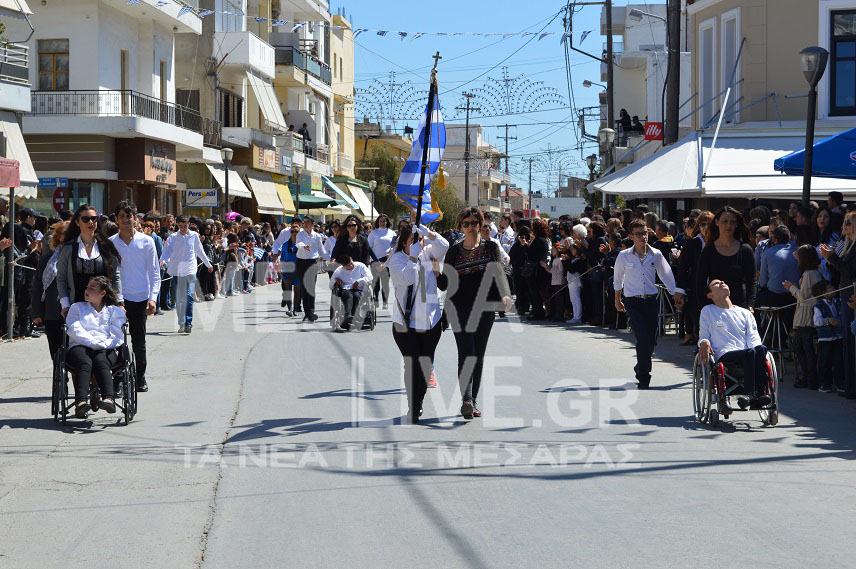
xmin=395 ymin=83 xmax=445 ymax=224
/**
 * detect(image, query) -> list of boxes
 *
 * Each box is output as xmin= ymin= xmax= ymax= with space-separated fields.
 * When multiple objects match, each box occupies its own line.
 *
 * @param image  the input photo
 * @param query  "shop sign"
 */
xmin=147 ymin=143 xmax=176 ymax=184
xmin=281 ymin=153 xmax=293 ymax=174
xmin=644 ymin=122 xmax=664 ymax=141
xmin=39 ymin=177 xmax=68 ymax=189
xmin=185 ymin=188 xmax=218 ymax=207
xmin=117 ymin=138 xmax=177 ymax=185
xmin=253 ymin=145 xmax=279 ymax=173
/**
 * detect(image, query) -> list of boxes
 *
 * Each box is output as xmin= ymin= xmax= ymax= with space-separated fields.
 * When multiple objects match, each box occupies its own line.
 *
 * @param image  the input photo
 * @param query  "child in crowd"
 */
xmin=784 ymin=245 xmax=823 ymax=389
xmin=813 ymin=280 xmax=844 ymax=393
xmin=563 ymin=243 xmax=587 ymax=324
xmin=223 ymin=233 xmax=241 ymax=297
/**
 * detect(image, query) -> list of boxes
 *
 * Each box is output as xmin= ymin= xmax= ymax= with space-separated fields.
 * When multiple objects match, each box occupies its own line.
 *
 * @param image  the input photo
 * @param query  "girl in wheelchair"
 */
xmin=65 ymin=276 xmax=127 ymax=418
xmin=698 ymin=279 xmax=772 ymax=410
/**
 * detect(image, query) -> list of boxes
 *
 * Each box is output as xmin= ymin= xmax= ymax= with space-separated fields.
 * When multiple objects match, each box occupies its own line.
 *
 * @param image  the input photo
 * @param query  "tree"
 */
xmin=356 ymin=146 xmax=407 ymax=220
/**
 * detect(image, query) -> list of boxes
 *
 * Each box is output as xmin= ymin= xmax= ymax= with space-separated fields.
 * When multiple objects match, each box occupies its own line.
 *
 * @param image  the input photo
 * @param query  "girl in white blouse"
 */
xmin=388 ymin=223 xmax=449 ymax=423
xmin=65 ymin=276 xmax=127 ymax=418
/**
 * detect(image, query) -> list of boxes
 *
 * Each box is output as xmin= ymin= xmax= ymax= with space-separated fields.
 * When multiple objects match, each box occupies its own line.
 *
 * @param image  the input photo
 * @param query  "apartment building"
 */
xmin=7 ymin=0 xmax=206 ymax=215
xmin=443 ymin=124 xmax=510 ymax=214
xmin=0 ymin=0 xmax=38 ymax=201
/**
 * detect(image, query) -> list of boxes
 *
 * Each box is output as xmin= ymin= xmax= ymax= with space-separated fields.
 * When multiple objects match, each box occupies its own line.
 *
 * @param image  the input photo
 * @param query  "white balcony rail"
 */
xmin=336 ymin=152 xmax=352 ymax=172
xmin=0 ymin=43 xmax=29 ymax=85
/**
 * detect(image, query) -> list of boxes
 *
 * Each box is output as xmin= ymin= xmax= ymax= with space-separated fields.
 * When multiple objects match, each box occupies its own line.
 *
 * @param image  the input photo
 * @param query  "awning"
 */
xmin=594 ymin=131 xmax=856 ymax=199
xmin=774 ymin=127 xmax=856 ymax=180
xmin=0 ymin=0 xmax=33 ymax=19
xmin=293 ymin=192 xmax=337 ymax=209
xmin=321 ymin=176 xmax=359 ymax=209
xmin=333 ymin=177 xmax=380 ymax=219
xmin=246 ymin=71 xmax=287 ymax=132
xmin=206 ymin=163 xmax=252 ymax=198
xmin=271 ymin=174 xmax=296 ymax=214
xmin=0 ymin=111 xmax=38 ymax=198
xmin=244 ymin=170 xmax=285 ymax=216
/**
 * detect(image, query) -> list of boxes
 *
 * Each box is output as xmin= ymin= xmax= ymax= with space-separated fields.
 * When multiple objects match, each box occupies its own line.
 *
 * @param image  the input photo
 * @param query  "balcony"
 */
xmin=222 ymin=126 xmax=276 ymax=149
xmin=114 ymin=0 xmax=201 ymax=34
xmin=214 ymin=31 xmax=276 ymax=80
xmin=0 ymin=43 xmax=29 ymax=85
xmin=274 ymin=46 xmax=332 ymax=87
xmin=27 ymin=90 xmax=204 ymax=150
xmin=336 ymin=152 xmax=353 ymax=173
xmin=203 ymin=117 xmax=221 ymax=148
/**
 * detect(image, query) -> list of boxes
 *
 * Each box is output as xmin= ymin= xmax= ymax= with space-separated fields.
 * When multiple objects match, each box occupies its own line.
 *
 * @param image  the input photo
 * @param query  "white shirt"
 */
xmin=271 ymin=228 xmax=295 ymax=257
xmin=77 ymin=236 xmax=100 ymax=260
xmin=66 ymin=302 xmax=126 ymax=350
xmin=368 ymin=228 xmax=396 ymax=261
xmin=698 ymin=304 xmax=762 ymax=361
xmin=498 ymin=226 xmax=515 ymax=253
xmin=110 ymin=231 xmax=160 ymax=303
xmin=613 ymin=245 xmax=683 ymax=297
xmin=489 ymin=222 xmax=499 ymax=239
xmin=322 ymin=235 xmax=336 ymax=261
xmin=160 ymin=230 xmax=212 ymax=277
xmin=329 ymin=261 xmax=372 ymax=290
xmin=295 ymin=229 xmax=325 ymax=260
xmin=490 ymin=237 xmax=510 ymax=266
xmin=388 ymin=233 xmax=450 ymax=331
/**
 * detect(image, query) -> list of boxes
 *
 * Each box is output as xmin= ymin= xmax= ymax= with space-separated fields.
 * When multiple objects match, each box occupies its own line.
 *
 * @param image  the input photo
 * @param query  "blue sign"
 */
xmin=38 ymin=177 xmax=69 ymax=189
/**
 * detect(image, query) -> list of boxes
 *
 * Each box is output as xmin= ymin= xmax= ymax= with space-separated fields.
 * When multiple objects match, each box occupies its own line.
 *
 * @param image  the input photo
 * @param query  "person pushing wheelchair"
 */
xmin=698 ymin=279 xmax=772 ymax=410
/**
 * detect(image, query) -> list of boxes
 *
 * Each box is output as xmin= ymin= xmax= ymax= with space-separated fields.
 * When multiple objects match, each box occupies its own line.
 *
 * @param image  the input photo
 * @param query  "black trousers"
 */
xmin=792 ymin=327 xmax=818 ymax=387
xmin=512 ymin=268 xmax=530 ymax=314
xmin=338 ymin=288 xmax=362 ymax=322
xmin=526 ymin=270 xmax=548 ymax=319
xmin=625 ymin=296 xmax=659 ymax=385
xmin=817 ymin=339 xmax=844 ymax=390
xmin=124 ymin=300 xmax=148 ymax=383
xmin=393 ymin=321 xmax=442 ymax=419
xmin=296 ymin=259 xmax=317 ymax=317
xmin=454 ymin=311 xmax=495 ymax=405
xmin=280 ymin=273 xmax=300 ymax=310
xmin=66 ymin=345 xmax=118 ymax=399
xmin=45 ymin=319 xmax=64 ymax=361
xmin=718 ymin=345 xmax=768 ymax=398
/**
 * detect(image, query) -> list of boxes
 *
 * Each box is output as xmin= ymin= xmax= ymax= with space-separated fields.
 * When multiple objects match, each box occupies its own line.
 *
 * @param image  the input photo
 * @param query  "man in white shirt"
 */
xmin=613 ymin=220 xmax=685 ymax=388
xmin=110 ymin=201 xmax=160 ymax=392
xmin=295 ymin=215 xmax=325 ymax=322
xmin=698 ymin=279 xmax=771 ymax=408
xmin=160 ymin=215 xmax=212 ymax=334
xmin=330 ymin=253 xmax=372 ymax=330
xmin=498 ymin=214 xmax=515 ymax=254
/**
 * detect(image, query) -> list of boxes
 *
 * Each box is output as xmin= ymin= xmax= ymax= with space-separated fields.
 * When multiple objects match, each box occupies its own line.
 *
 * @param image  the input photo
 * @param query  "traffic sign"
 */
xmin=52 ymin=189 xmax=65 ymax=212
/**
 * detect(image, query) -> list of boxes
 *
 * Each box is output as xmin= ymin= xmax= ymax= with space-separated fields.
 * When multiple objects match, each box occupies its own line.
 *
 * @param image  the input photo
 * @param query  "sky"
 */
xmin=335 ymin=0 xmax=618 ymax=194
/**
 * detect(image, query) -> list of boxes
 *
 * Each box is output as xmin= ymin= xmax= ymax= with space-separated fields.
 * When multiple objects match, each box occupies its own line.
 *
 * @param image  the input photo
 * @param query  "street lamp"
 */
xmin=628 ymin=8 xmax=666 ymax=22
xmin=586 ymin=154 xmax=598 ymax=182
xmin=221 ymin=147 xmax=234 ymax=217
xmin=368 ymin=179 xmax=377 ymax=221
xmin=598 ymin=127 xmax=616 ymax=172
xmin=582 ymin=80 xmax=607 ymax=89
xmin=799 ymin=46 xmax=829 ymax=208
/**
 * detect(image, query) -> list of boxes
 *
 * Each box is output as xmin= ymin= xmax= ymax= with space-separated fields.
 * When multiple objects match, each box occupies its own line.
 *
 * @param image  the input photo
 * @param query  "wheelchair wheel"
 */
xmin=52 ymin=348 xmax=69 ymax=425
xmin=692 ymin=355 xmax=715 ymax=425
xmin=759 ymin=353 xmax=779 ymax=427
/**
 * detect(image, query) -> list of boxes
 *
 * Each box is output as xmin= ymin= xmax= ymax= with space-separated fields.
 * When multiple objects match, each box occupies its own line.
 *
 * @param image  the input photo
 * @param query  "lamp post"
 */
xmin=586 ymin=154 xmax=598 ymax=183
xmin=368 ymin=179 xmax=377 ymax=221
xmin=582 ymin=80 xmax=607 ymax=89
xmin=799 ymin=46 xmax=829 ymax=208
xmin=221 ymin=147 xmax=234 ymax=218
xmin=598 ymin=127 xmax=616 ymax=172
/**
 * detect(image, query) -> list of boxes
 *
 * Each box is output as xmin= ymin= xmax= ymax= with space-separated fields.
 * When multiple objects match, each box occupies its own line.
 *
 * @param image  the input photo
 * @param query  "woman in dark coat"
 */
xmin=31 ymin=220 xmax=69 ymax=359
xmin=331 ymin=214 xmax=371 ymax=266
xmin=525 ymin=218 xmax=551 ymax=320
xmin=676 ymin=211 xmax=713 ymax=345
xmin=694 ymin=206 xmax=755 ymax=309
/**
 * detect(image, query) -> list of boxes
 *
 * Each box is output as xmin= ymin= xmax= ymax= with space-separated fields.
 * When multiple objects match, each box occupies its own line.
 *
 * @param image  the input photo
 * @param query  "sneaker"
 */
xmin=177 ymin=326 xmax=186 ymax=334
xmin=819 ymin=384 xmax=834 ymax=393
xmin=74 ymin=400 xmax=90 ymax=419
xmin=382 ymin=302 xmax=388 ymax=310
xmin=185 ymin=325 xmax=192 ymax=334
xmin=461 ymin=401 xmax=474 ymax=420
xmin=427 ymin=370 xmax=438 ymax=389
xmin=136 ymin=379 xmax=149 ymax=393
xmin=100 ymin=397 xmax=117 ymax=414
xmin=566 ymin=318 xmax=582 ymax=324
xmin=217 ymin=293 xmax=226 ymax=299
xmin=284 ymin=309 xmax=294 ymax=317
xmin=205 ymin=294 xmax=215 ymax=301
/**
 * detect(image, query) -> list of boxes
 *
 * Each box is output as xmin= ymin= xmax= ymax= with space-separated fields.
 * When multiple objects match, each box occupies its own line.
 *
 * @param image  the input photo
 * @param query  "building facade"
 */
xmin=443 ymin=124 xmax=510 ymax=214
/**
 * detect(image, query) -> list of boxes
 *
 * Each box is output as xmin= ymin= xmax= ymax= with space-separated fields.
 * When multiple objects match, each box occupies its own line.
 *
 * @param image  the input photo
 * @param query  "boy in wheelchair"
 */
xmin=329 ymin=254 xmax=372 ymax=331
xmin=698 ymin=279 xmax=773 ymax=410
xmin=65 ymin=276 xmax=127 ymax=418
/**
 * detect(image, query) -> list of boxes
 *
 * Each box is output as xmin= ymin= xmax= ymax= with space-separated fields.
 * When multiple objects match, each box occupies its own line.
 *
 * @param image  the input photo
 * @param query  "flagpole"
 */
xmin=415 ymin=52 xmax=441 ymax=226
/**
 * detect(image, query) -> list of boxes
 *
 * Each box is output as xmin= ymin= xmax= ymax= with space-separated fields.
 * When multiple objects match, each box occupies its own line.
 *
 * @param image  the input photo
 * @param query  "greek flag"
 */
xmin=395 ymin=87 xmax=445 ymax=223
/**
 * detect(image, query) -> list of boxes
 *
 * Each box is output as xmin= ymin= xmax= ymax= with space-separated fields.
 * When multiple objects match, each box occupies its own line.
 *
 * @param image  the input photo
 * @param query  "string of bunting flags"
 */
xmin=124 ymin=1 xmax=593 ymax=43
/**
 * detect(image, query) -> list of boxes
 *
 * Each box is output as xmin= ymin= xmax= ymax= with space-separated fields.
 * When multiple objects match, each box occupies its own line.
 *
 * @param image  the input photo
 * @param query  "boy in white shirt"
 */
xmin=330 ymin=254 xmax=372 ymax=330
xmin=698 ymin=279 xmax=771 ymax=409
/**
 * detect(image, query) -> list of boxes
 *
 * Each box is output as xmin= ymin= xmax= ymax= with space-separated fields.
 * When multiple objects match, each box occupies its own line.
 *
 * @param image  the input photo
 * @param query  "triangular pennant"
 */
xmin=377 ymin=30 xmax=388 ymax=36
xmin=177 ymin=5 xmax=192 ymax=17
xmin=399 ymin=31 xmax=408 ymax=40
xmin=580 ymin=30 xmax=591 ymax=43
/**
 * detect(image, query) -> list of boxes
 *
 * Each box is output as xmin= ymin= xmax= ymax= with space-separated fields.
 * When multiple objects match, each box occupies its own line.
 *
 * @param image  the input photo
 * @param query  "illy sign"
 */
xmin=644 ymin=122 xmax=664 ymax=141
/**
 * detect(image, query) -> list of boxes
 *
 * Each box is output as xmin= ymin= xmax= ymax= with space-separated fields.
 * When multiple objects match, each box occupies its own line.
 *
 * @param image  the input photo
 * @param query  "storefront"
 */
xmin=116 ymin=138 xmax=179 ymax=214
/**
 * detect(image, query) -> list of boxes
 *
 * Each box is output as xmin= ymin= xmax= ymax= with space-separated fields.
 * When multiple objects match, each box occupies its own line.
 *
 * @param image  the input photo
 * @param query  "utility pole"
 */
xmin=497 ymin=124 xmax=517 ymax=206
xmin=527 ymin=157 xmax=534 ymax=213
xmin=665 ymin=0 xmax=681 ymax=145
xmin=456 ymin=92 xmax=480 ymax=206
xmin=606 ymin=0 xmax=615 ymax=143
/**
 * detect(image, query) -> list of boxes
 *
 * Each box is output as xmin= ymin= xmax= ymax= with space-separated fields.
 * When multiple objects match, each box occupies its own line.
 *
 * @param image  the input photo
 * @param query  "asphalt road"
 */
xmin=1 ymin=279 xmax=855 ymax=569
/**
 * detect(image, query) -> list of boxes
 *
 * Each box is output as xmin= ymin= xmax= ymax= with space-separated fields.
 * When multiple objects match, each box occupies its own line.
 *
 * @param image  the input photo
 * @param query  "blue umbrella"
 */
xmin=774 ymin=127 xmax=856 ymax=180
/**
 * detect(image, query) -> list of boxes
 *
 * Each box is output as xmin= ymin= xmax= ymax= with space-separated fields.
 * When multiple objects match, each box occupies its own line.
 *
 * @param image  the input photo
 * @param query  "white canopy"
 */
xmin=245 ymin=170 xmax=285 ymax=216
xmin=593 ymin=131 xmax=856 ymax=199
xmin=206 ymin=163 xmax=252 ymax=198
xmin=0 ymin=0 xmax=32 ymax=19
xmin=0 ymin=111 xmax=38 ymax=199
xmin=246 ymin=72 xmax=287 ymax=133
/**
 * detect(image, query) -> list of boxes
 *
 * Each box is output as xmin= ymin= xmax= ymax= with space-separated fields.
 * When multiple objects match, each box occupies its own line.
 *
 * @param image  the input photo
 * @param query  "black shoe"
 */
xmin=636 ymin=382 xmax=650 ymax=390
xmin=281 ymin=300 xmax=287 ymax=308
xmin=185 ymin=325 xmax=192 ymax=334
xmin=100 ymin=397 xmax=117 ymax=414
xmin=793 ymin=380 xmax=808 ymax=389
xmin=736 ymin=396 xmax=750 ymax=410
xmin=309 ymin=314 xmax=319 ymax=323
xmin=74 ymin=400 xmax=90 ymax=419
xmin=750 ymin=395 xmax=773 ymax=409
xmin=461 ymin=401 xmax=474 ymax=420
xmin=136 ymin=379 xmax=149 ymax=393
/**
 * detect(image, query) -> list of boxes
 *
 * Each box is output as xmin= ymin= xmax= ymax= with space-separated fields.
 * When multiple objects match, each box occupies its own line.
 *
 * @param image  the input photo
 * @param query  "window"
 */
xmin=176 ymin=89 xmax=200 ymax=111
xmin=698 ymin=19 xmax=717 ymax=126
xmin=159 ymin=61 xmax=167 ymax=101
xmin=216 ymin=0 xmax=244 ymax=33
xmin=38 ymin=39 xmax=69 ymax=91
xmin=217 ymin=88 xmax=244 ymax=127
xmin=831 ymin=10 xmax=856 ymax=116
xmin=339 ymin=56 xmax=343 ymax=79
xmin=720 ymin=9 xmax=740 ymax=123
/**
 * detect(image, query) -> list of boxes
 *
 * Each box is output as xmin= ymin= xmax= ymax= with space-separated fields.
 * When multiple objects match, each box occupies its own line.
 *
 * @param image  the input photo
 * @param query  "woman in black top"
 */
xmin=525 ymin=218 xmax=551 ymax=320
xmin=676 ymin=211 xmax=713 ymax=344
xmin=694 ymin=206 xmax=755 ymax=309
xmin=439 ymin=208 xmax=512 ymax=420
xmin=508 ymin=225 xmax=531 ymax=315
xmin=821 ymin=210 xmax=856 ymax=397
xmin=331 ymin=214 xmax=371 ymax=265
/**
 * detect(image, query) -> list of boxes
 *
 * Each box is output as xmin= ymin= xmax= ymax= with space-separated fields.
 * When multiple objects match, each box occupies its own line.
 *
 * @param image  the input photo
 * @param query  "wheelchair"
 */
xmin=330 ymin=283 xmax=376 ymax=332
xmin=692 ymin=349 xmax=779 ymax=428
xmin=51 ymin=324 xmax=137 ymax=425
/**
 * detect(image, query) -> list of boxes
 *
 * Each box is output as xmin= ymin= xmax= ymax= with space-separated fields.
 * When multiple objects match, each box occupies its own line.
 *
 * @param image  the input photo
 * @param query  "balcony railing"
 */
xmin=281 ymin=131 xmax=304 ymax=153
xmin=336 ymin=152 xmax=353 ymax=172
xmin=203 ymin=117 xmax=221 ymax=148
xmin=30 ymin=90 xmax=204 ymax=134
xmin=0 ymin=43 xmax=29 ymax=84
xmin=315 ymin=143 xmax=329 ymax=164
xmin=275 ymin=46 xmax=332 ymax=86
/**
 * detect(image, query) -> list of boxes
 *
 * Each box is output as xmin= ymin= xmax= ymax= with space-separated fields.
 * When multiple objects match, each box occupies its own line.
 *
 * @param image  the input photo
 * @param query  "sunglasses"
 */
xmin=80 ymin=215 xmax=98 ymax=223
xmin=346 ymin=223 xmax=358 ymax=228
xmin=461 ymin=220 xmax=480 ymax=228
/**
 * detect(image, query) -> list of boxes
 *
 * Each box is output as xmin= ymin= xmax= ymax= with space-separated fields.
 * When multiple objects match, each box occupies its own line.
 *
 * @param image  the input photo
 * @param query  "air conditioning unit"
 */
xmin=308 ymin=102 xmax=317 ymax=115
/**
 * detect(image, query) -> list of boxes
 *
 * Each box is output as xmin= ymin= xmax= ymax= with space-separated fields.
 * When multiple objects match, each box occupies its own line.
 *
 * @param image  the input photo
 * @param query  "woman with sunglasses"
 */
xmin=56 ymin=204 xmax=123 ymax=320
xmin=439 ymin=208 xmax=512 ymax=420
xmin=331 ymin=214 xmax=371 ymax=266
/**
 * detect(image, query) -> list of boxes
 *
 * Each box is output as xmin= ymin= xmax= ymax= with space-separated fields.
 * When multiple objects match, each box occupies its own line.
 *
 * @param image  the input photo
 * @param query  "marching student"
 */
xmin=159 ymin=215 xmax=212 ymax=334
xmin=295 ymin=215 xmax=325 ymax=322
